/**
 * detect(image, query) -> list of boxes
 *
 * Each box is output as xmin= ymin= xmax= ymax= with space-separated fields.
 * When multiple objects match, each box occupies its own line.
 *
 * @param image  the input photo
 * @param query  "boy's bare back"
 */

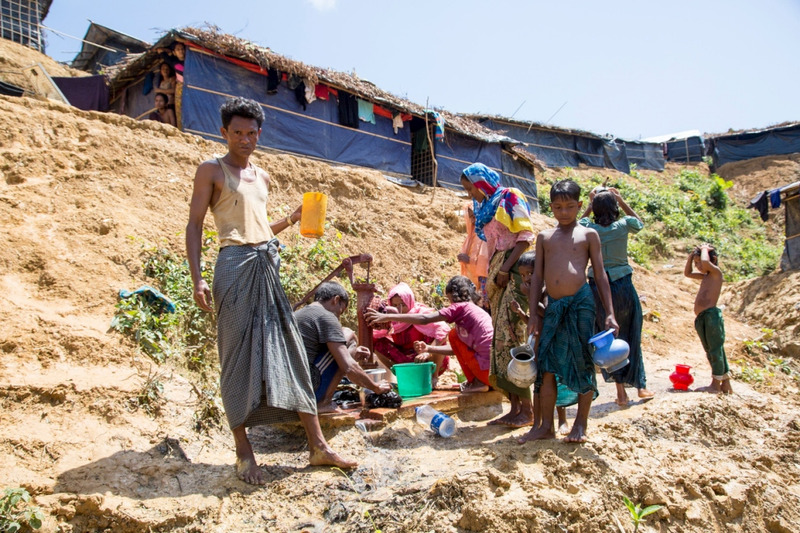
xmin=684 ymin=245 xmax=723 ymax=315
xmin=538 ymin=223 xmax=596 ymax=300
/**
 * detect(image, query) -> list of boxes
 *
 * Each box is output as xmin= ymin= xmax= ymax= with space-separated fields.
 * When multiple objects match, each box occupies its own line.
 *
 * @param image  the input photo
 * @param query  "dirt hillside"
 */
xmin=1 ymin=41 xmax=799 ymax=533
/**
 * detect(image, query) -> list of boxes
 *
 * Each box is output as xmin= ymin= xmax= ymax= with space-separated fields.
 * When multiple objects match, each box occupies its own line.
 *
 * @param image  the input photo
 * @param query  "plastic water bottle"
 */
xmin=415 ymin=405 xmax=456 ymax=438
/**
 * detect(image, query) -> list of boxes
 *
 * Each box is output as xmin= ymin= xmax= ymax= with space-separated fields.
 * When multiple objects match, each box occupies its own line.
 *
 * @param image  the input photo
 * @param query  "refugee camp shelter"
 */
xmin=71 ymin=22 xmax=150 ymax=74
xmin=705 ymin=122 xmax=800 ymax=170
xmin=467 ymin=116 xmax=665 ymax=174
xmin=0 ymin=0 xmax=51 ymax=51
xmin=642 ymin=130 xmax=705 ymax=163
xmin=105 ymin=28 xmax=539 ymax=206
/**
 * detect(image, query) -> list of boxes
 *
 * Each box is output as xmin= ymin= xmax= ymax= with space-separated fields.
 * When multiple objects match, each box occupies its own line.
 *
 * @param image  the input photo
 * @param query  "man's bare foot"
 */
xmin=506 ymin=412 xmax=534 ymax=428
xmin=557 ymin=422 xmax=570 ymax=435
xmin=460 ymin=380 xmax=489 ymax=394
xmin=721 ymin=379 xmax=733 ymax=394
xmin=638 ymin=388 xmax=655 ymax=400
xmin=236 ymin=457 xmax=267 ymax=485
xmin=309 ymin=447 xmax=357 ymax=469
xmin=517 ymin=425 xmax=555 ymax=443
xmin=564 ymin=422 xmax=588 ymax=443
xmin=317 ymin=401 xmax=345 ymax=414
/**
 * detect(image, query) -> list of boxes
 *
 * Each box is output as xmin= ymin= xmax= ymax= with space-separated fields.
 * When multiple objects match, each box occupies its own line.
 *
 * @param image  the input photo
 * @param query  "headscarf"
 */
xmin=462 ymin=163 xmax=533 ymax=241
xmin=460 ymin=202 xmax=490 ymax=285
xmin=373 ymin=282 xmax=450 ymax=342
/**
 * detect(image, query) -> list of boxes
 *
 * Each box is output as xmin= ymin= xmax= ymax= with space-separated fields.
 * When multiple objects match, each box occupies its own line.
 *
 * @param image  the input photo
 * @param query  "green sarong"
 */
xmin=694 ymin=306 xmax=729 ymax=379
xmin=535 ymin=284 xmax=597 ymax=396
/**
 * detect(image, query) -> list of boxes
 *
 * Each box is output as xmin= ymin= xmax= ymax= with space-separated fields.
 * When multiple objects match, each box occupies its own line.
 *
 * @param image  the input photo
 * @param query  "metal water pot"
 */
xmin=507 ymin=335 xmax=537 ymax=388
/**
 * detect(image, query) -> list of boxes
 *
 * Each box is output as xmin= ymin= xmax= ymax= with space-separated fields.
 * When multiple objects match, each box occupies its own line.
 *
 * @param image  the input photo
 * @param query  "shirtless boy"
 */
xmin=519 ymin=180 xmax=619 ymax=444
xmin=684 ymin=243 xmax=732 ymax=393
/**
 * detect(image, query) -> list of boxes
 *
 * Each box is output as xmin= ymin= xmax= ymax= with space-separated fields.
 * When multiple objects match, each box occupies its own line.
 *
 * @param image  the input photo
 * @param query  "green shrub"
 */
xmin=0 ymin=488 xmax=43 ymax=532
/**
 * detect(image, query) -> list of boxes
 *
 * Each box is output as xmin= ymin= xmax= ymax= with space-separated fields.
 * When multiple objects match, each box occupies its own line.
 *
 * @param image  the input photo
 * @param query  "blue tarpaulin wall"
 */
xmin=435 ymin=131 xmax=538 ymax=211
xmin=665 ymin=136 xmax=705 ymax=162
xmin=708 ymin=124 xmax=800 ymax=169
xmin=620 ymin=140 xmax=665 ymax=171
xmin=181 ymin=49 xmax=412 ymax=175
xmin=479 ymin=119 xmax=608 ymax=170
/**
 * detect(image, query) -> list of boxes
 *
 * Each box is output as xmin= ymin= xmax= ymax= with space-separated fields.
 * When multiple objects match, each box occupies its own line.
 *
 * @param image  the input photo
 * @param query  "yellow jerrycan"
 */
xmin=300 ymin=192 xmax=328 ymax=238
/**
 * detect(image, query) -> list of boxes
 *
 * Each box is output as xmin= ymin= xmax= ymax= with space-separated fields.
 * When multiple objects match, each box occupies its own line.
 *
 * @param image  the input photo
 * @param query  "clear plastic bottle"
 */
xmin=415 ymin=405 xmax=456 ymax=437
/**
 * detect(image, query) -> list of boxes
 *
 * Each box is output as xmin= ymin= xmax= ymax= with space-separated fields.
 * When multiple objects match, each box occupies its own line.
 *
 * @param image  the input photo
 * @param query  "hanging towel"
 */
xmin=315 ymin=85 xmax=330 ymax=100
xmin=304 ymin=79 xmax=316 ymax=105
xmin=392 ymin=113 xmax=404 ymax=134
xmin=267 ymin=69 xmax=280 ymax=94
xmin=373 ymin=105 xmax=392 ymax=119
xmin=357 ymin=99 xmax=375 ymax=124
xmin=748 ymin=190 xmax=769 ymax=221
xmin=770 ymin=189 xmax=781 ymax=209
xmin=338 ymin=90 xmax=359 ymax=128
xmin=427 ymin=110 xmax=445 ymax=141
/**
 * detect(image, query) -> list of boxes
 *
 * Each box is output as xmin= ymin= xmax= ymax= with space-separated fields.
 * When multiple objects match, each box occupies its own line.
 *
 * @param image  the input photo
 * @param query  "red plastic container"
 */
xmin=669 ymin=364 xmax=694 ymax=391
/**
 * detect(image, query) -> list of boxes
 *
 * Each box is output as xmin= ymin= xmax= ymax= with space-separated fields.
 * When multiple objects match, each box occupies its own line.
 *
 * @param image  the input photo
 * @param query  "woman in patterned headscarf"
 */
xmin=461 ymin=163 xmax=535 ymax=427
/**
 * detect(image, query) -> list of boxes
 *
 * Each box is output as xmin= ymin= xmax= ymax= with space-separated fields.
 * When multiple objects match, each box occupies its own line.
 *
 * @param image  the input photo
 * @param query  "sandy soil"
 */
xmin=1 ymin=40 xmax=799 ymax=533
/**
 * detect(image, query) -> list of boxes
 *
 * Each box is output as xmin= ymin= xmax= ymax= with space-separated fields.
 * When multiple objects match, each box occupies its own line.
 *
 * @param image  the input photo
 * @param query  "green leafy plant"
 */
xmin=332 ymin=467 xmax=382 ymax=533
xmin=622 ymin=495 xmax=661 ymax=532
xmin=0 ymin=488 xmax=43 ymax=532
xmin=111 ymin=231 xmax=217 ymax=369
xmin=542 ymin=169 xmax=781 ymax=281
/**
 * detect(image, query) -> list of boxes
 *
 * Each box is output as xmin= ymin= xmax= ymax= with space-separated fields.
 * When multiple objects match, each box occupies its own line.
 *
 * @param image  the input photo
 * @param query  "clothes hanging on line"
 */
xmin=748 ymin=190 xmax=769 ymax=221
xmin=770 ymin=188 xmax=781 ymax=209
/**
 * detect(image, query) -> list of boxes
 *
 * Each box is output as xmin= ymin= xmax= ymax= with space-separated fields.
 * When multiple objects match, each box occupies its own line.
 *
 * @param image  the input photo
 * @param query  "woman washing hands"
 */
xmin=367 ymin=283 xmax=451 ymax=385
xmin=366 ymin=276 xmax=493 ymax=394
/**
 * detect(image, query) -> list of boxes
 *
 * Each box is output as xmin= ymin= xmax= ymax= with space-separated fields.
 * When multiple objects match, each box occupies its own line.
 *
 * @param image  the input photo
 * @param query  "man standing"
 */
xmin=186 ymin=97 xmax=355 ymax=485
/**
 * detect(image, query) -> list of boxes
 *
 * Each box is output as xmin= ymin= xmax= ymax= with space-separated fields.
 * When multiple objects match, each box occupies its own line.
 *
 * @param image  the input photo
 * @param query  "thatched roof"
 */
xmin=107 ymin=27 xmax=535 ymax=150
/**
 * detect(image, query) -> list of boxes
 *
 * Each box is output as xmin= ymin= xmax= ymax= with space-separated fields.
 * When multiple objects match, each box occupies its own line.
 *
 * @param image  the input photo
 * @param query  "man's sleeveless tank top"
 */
xmin=211 ymin=158 xmax=274 ymax=247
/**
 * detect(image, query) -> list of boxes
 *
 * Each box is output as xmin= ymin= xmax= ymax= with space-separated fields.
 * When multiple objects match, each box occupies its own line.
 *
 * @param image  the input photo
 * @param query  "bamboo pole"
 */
xmin=424 ymin=98 xmax=438 ymax=199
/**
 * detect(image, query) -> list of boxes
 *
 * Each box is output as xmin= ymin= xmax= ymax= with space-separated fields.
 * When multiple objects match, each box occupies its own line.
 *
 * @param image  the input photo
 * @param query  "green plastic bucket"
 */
xmin=391 ymin=362 xmax=436 ymax=398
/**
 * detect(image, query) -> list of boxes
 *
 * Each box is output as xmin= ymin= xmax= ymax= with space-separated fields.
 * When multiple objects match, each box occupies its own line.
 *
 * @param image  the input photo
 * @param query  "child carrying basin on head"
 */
xmin=684 ymin=243 xmax=732 ymax=394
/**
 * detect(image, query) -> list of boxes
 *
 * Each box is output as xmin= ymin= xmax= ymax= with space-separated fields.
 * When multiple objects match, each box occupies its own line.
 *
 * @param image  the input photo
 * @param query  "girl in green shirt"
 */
xmin=579 ymin=188 xmax=654 ymax=406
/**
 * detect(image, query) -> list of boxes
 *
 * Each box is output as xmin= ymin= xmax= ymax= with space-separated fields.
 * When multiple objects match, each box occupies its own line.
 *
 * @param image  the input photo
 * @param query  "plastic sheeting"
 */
xmin=180 ymin=48 xmax=411 ymax=175
xmin=666 ymin=136 xmax=705 ymax=162
xmin=53 ymin=75 xmax=109 ymax=111
xmin=434 ymin=131 xmax=503 ymax=189
xmin=620 ymin=140 xmax=666 ymax=171
xmin=434 ymin=131 xmax=538 ymax=210
xmin=500 ymin=151 xmax=538 ymax=209
xmin=708 ymin=124 xmax=800 ymax=169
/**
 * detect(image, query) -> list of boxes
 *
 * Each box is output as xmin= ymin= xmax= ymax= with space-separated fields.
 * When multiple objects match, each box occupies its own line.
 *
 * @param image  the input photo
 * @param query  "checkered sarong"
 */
xmin=213 ymin=240 xmax=316 ymax=428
